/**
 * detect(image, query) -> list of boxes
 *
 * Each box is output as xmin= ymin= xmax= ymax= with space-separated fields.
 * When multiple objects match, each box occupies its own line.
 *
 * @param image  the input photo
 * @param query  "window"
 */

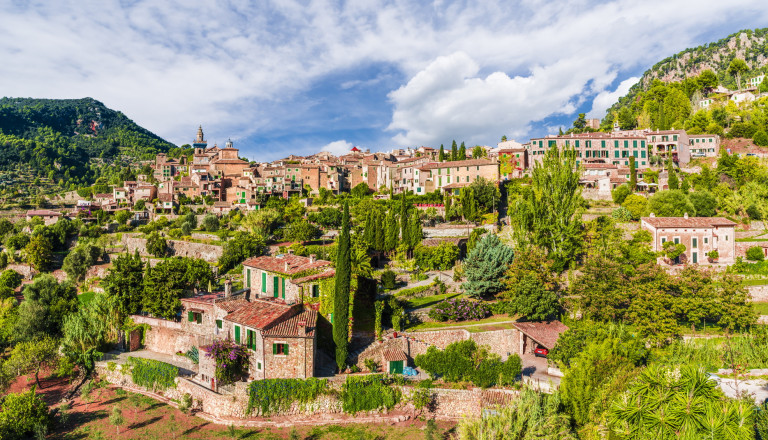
xmin=273 ymin=343 xmax=289 ymax=355
xmin=661 ymin=237 xmax=667 ymax=244
xmin=257 ymin=362 xmax=262 ymax=370
xmin=704 ymin=237 xmax=708 ymax=244
xmin=674 ymin=237 xmax=680 ymax=244
xmin=312 ymin=284 xmax=320 ymax=298
xmin=216 ymin=319 xmax=222 ymax=329
xmin=247 ymin=329 xmax=257 ymax=350
xmin=692 ymin=238 xmax=698 ymax=248
xmin=188 ymin=311 xmax=202 ymax=324
xmin=246 ymin=269 xmax=251 ymax=288
xmin=234 ymin=325 xmax=241 ymax=344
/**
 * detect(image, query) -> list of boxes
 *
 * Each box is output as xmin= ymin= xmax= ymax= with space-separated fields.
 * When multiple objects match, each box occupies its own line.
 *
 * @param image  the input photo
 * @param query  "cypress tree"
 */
xmin=445 ymin=195 xmax=452 ymax=221
xmin=409 ymin=214 xmax=423 ymax=249
xmin=400 ymin=194 xmax=410 ymax=247
xmin=629 ymin=156 xmax=637 ymax=190
xmin=439 ymin=144 xmax=446 ymax=162
xmin=333 ymin=202 xmax=351 ymax=371
xmin=451 ymin=140 xmax=458 ymax=161
xmin=385 ymin=210 xmax=397 ymax=252
xmin=667 ymin=159 xmax=679 ymax=190
xmin=363 ymin=210 xmax=374 ymax=248
xmin=459 ymin=142 xmax=466 ymax=160
xmin=374 ymin=210 xmax=385 ymax=252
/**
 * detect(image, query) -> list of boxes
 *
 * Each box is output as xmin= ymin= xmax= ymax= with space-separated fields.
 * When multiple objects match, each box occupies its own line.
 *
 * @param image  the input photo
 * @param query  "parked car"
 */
xmin=534 ymin=347 xmax=549 ymax=358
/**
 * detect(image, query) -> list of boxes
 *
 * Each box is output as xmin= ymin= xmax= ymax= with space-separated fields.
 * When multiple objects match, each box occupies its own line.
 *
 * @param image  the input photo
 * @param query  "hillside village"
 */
xmin=5 ymin=36 xmax=768 ymax=439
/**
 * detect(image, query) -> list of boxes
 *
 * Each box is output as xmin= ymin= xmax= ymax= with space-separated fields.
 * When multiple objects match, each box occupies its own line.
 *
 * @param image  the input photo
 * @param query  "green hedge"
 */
xmin=341 ymin=374 xmax=402 ymax=414
xmin=394 ymin=283 xmax=434 ymax=298
xmin=128 ymin=357 xmax=178 ymax=391
xmin=247 ymin=378 xmax=328 ymax=415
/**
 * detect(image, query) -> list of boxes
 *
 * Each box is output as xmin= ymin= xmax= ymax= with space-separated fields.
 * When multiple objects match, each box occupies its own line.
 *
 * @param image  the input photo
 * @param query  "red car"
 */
xmin=534 ymin=347 xmax=549 ymax=358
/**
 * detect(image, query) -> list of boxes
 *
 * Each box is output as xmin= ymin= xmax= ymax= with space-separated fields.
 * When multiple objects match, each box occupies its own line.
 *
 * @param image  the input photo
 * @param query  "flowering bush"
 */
xmin=202 ymin=339 xmax=249 ymax=385
xmin=428 ymin=298 xmax=490 ymax=322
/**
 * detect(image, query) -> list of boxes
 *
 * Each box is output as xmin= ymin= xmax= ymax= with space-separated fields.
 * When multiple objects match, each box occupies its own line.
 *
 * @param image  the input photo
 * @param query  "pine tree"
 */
xmin=385 ymin=210 xmax=398 ymax=252
xmin=451 ymin=140 xmax=458 ymax=161
xmin=458 ymin=142 xmax=466 ymax=160
xmin=629 ymin=156 xmax=637 ymax=190
xmin=439 ymin=144 xmax=446 ymax=162
xmin=333 ymin=203 xmax=351 ymax=371
xmin=462 ymin=234 xmax=515 ymax=298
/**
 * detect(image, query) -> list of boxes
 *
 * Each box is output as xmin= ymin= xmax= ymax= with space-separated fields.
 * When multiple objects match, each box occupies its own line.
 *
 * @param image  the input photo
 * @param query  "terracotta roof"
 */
xmin=512 ymin=321 xmax=569 ymax=349
xmin=181 ymin=292 xmax=226 ymax=305
xmin=94 ymin=193 xmax=112 ymax=198
xmin=442 ymin=182 xmax=470 ymax=189
xmin=583 ymin=163 xmax=618 ymax=169
xmin=213 ymin=159 xmax=250 ymax=165
xmin=216 ymin=298 xmax=250 ymax=313
xmin=242 ymin=254 xmax=332 ymax=275
xmin=291 ymin=269 xmax=335 ymax=284
xmin=382 ymin=349 xmax=407 ymax=362
xmin=158 ymin=194 xmax=174 ymax=202
xmin=225 ymin=299 xmax=294 ymax=329
xmin=641 ymin=216 xmax=737 ymax=228
xmin=418 ymin=159 xmax=496 ymax=170
xmin=26 ymin=209 xmax=62 ymax=216
xmin=262 ymin=308 xmax=317 ymax=338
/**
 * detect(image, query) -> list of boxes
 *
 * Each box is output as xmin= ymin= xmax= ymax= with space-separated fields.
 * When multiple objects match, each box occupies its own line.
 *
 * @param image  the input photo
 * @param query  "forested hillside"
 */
xmin=0 ymin=97 xmax=174 ymax=187
xmin=599 ymin=28 xmax=768 ymax=145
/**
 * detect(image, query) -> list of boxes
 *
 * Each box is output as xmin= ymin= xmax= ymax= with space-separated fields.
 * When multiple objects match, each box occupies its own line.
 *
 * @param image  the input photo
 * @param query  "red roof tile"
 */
xmin=225 ymin=299 xmax=294 ymax=329
xmin=641 ymin=216 xmax=736 ymax=228
xmin=418 ymin=159 xmax=496 ymax=170
xmin=263 ymin=308 xmax=317 ymax=338
xmin=291 ymin=269 xmax=335 ymax=284
xmin=242 ymin=254 xmax=332 ymax=275
xmin=382 ymin=349 xmax=407 ymax=362
xmin=512 ymin=321 xmax=569 ymax=349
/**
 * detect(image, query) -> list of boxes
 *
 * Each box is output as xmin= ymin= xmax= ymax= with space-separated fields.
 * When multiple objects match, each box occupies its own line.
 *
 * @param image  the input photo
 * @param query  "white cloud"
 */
xmin=321 ymin=140 xmax=356 ymax=156
xmin=0 ymin=0 xmax=767 ymax=157
xmin=588 ymin=77 xmax=640 ymax=119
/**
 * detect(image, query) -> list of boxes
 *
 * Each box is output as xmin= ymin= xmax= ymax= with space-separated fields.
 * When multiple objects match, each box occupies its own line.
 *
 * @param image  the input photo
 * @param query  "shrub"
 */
xmin=414 ymin=340 xmax=521 ymax=388
xmin=611 ymin=206 xmax=632 ymax=221
xmin=202 ymin=339 xmax=249 ymax=386
xmin=128 ymin=357 xmax=178 ymax=391
xmin=178 ymin=393 xmax=193 ymax=414
xmin=707 ymin=249 xmax=719 ymax=260
xmin=247 ymin=378 xmax=328 ymax=415
xmin=428 ymin=298 xmax=491 ymax=322
xmin=364 ymin=358 xmax=379 ymax=373
xmin=0 ymin=388 xmax=50 ymax=440
xmin=341 ymin=374 xmax=401 ymax=414
xmin=746 ymin=246 xmax=765 ymax=261
xmin=381 ymin=270 xmax=397 ymax=290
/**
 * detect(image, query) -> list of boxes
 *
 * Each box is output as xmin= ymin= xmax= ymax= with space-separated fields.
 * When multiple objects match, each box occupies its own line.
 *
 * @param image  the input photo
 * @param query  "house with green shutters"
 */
xmin=241 ymin=253 xmax=335 ymax=305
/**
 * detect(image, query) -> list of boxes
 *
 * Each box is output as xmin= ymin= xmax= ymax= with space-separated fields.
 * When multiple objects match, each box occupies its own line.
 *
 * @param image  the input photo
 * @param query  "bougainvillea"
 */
xmin=202 ymin=339 xmax=249 ymax=385
xmin=428 ymin=298 xmax=491 ymax=322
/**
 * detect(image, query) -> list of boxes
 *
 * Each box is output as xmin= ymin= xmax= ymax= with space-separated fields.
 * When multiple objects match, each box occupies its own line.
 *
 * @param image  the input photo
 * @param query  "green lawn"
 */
xmin=754 ymin=302 xmax=768 ymax=315
xmin=407 ymin=315 xmax=514 ymax=332
xmin=78 ymin=291 xmax=96 ymax=305
xmin=405 ymin=292 xmax=462 ymax=309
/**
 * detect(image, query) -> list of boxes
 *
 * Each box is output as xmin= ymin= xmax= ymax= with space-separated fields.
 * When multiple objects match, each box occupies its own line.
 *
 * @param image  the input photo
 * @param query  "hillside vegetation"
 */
xmin=0 ymin=97 xmax=174 ymax=188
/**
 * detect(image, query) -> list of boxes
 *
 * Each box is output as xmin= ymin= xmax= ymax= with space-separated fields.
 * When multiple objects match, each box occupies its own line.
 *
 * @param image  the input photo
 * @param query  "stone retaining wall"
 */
xmin=95 ymin=361 xmax=509 ymax=421
xmin=122 ymin=234 xmax=223 ymax=262
xmin=748 ymin=285 xmax=768 ymax=302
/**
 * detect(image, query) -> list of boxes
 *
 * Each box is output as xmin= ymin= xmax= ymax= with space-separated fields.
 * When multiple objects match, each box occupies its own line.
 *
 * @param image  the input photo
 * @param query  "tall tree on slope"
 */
xmin=333 ymin=202 xmax=351 ymax=371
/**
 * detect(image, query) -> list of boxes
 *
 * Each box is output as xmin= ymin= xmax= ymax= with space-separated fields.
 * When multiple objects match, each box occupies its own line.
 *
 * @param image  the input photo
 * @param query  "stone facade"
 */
xmin=641 ymin=215 xmax=736 ymax=265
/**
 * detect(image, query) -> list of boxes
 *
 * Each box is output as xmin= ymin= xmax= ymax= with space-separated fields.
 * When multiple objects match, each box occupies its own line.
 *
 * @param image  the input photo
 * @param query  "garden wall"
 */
xmin=95 ymin=361 xmax=511 ymax=421
xmin=122 ymin=233 xmax=223 ymax=262
xmin=748 ymin=285 xmax=768 ymax=302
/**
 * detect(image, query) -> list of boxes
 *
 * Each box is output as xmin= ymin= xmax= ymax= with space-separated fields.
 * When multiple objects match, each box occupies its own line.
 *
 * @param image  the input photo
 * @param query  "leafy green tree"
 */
xmin=468 ymin=177 xmax=499 ymax=215
xmin=622 ymin=195 xmax=648 ymax=219
xmin=62 ymin=243 xmax=102 ymax=282
xmin=688 ymin=191 xmax=717 ymax=217
xmin=102 ymin=252 xmax=145 ymax=318
xmin=572 ymin=113 xmax=587 ymax=131
xmin=146 ymin=231 xmax=168 ymax=258
xmin=502 ymin=248 xmax=559 ymax=321
xmin=628 ymin=156 xmax=636 ymax=189
xmin=438 ymin=144 xmax=446 ymax=162
xmin=202 ymin=214 xmax=219 ymax=231
xmin=754 ymin=130 xmax=768 ymax=146
xmin=0 ymin=388 xmax=50 ymax=440
xmin=6 ymin=336 xmax=59 ymax=388
xmin=109 ymin=405 xmax=125 ymax=436
xmin=16 ymin=275 xmax=77 ymax=340
xmin=471 ymin=145 xmax=486 ymax=159
xmin=351 ymin=182 xmax=371 ymax=198
xmin=243 ymin=208 xmax=282 ymax=237
xmin=283 ymin=220 xmax=320 ymax=242
xmin=648 ymin=190 xmax=695 ymax=217
xmin=0 ymin=269 xmax=22 ymax=290
xmin=612 ymin=184 xmax=632 ymax=204
xmin=0 ymin=298 xmax=19 ymax=349
xmin=333 ymin=203 xmax=351 ymax=371
xmin=462 ymin=234 xmax=514 ymax=298
xmin=746 ymin=245 xmax=765 ymax=261
xmin=114 ymin=210 xmax=130 ymax=224
xmin=510 ymin=145 xmax=582 ymax=271
xmin=24 ymin=234 xmax=53 ymax=272
xmin=728 ymin=58 xmax=748 ymax=90
xmin=218 ymin=232 xmax=264 ymax=273
xmin=143 ymin=258 xmax=214 ymax=319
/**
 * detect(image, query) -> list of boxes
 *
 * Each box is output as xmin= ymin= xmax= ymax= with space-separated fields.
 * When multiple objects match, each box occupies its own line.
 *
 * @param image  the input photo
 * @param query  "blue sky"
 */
xmin=1 ymin=1 xmax=767 ymax=161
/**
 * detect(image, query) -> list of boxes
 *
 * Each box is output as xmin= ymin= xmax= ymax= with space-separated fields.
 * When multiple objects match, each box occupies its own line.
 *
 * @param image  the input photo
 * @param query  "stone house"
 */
xmin=242 ymin=254 xmax=335 ymax=304
xmin=26 ymin=209 xmax=64 ymax=225
xmin=512 ymin=321 xmax=569 ymax=355
xmin=640 ymin=214 xmax=736 ymax=265
xmin=178 ymin=289 xmax=318 ymax=388
xmin=157 ymin=193 xmax=175 ymax=213
xmin=414 ymin=159 xmax=499 ymax=194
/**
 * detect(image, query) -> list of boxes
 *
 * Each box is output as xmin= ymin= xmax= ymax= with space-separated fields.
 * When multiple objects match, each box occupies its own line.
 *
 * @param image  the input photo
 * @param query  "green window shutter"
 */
xmin=197 ymin=313 xmax=202 ymax=324
xmin=272 ymin=344 xmax=277 ymax=355
xmin=284 ymin=344 xmax=289 ymax=355
xmin=216 ymin=319 xmax=222 ymax=329
xmin=188 ymin=311 xmax=194 ymax=322
xmin=273 ymin=276 xmax=278 ymax=297
xmin=282 ymin=278 xmax=285 ymax=299
xmin=235 ymin=326 xmax=241 ymax=343
xmin=246 ymin=269 xmax=251 ymax=288
xmin=261 ymin=272 xmax=266 ymax=293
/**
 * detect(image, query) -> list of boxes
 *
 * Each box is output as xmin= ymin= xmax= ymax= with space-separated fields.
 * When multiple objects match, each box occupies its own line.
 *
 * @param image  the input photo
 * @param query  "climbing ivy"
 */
xmin=341 ymin=374 xmax=402 ymax=414
xmin=247 ymin=378 xmax=328 ymax=415
xmin=127 ymin=357 xmax=178 ymax=391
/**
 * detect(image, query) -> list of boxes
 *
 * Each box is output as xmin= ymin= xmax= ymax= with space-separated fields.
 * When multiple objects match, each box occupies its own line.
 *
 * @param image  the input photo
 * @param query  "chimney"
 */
xmin=684 ymin=212 xmax=689 ymax=219
xmin=224 ymin=278 xmax=232 ymax=297
xmin=650 ymin=213 xmax=655 ymax=217
xmin=287 ymin=249 xmax=294 ymax=255
xmin=309 ymin=254 xmax=316 ymax=264
xmin=298 ymin=320 xmax=307 ymax=336
xmin=285 ymin=262 xmax=289 ymax=272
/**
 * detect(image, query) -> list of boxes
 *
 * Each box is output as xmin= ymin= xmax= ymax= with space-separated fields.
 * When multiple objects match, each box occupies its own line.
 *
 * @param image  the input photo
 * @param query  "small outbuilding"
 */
xmin=382 ymin=349 xmax=407 ymax=374
xmin=512 ymin=320 xmax=569 ymax=355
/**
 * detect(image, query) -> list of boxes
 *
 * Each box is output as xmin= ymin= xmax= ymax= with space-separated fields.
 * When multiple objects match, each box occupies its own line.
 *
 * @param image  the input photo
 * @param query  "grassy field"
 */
xmin=407 ymin=315 xmax=514 ymax=332
xmin=754 ymin=302 xmax=768 ymax=315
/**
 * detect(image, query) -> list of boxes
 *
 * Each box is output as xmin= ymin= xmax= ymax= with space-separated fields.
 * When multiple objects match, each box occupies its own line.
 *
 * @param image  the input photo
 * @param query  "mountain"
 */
xmin=0 ymin=97 xmax=174 ymax=186
xmin=603 ymin=28 xmax=768 ymax=131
